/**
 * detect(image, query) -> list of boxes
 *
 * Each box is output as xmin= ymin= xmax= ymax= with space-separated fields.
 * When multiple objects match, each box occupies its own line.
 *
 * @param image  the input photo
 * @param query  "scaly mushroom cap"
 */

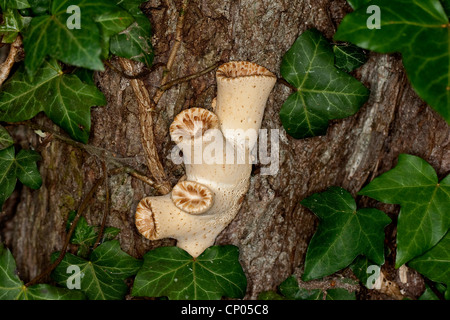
xmin=169 ymin=107 xmax=219 ymax=145
xmin=171 ymin=180 xmax=214 ymax=214
xmin=216 ymin=61 xmax=275 ymax=79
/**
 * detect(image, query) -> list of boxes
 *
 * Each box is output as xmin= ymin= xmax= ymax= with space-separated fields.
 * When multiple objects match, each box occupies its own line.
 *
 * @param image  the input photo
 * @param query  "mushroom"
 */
xmin=135 ymin=61 xmax=277 ymax=257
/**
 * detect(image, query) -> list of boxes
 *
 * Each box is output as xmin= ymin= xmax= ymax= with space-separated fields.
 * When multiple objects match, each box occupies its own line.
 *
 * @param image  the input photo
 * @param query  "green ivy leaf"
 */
xmin=0 ymin=59 xmax=106 ymax=143
xmin=22 ymin=0 xmax=126 ymax=75
xmin=257 ymin=291 xmax=286 ymax=300
xmin=301 ymin=186 xmax=391 ymax=281
xmin=359 ymin=154 xmax=450 ymax=267
xmin=0 ymin=9 xmax=31 ymax=43
xmin=408 ymin=232 xmax=450 ymax=292
xmin=51 ymin=240 xmax=142 ymax=300
xmin=65 ymin=210 xmax=120 ymax=258
xmin=279 ymin=276 xmax=322 ymax=300
xmin=346 ymin=0 xmax=371 ymax=9
xmin=325 ymin=288 xmax=356 ymax=300
xmin=0 ymin=146 xmax=42 ymax=209
xmin=132 ymin=245 xmax=247 ymax=300
xmin=335 ymin=0 xmax=450 ymax=123
xmin=0 ymin=0 xmax=30 ymax=10
xmin=110 ymin=0 xmax=154 ymax=65
xmin=333 ymin=43 xmax=368 ymax=72
xmin=279 ymin=29 xmax=369 ymax=139
xmin=0 ymin=243 xmax=85 ymax=300
xmin=0 ymin=125 xmax=13 ymax=150
xmin=27 ymin=0 xmax=50 ymax=15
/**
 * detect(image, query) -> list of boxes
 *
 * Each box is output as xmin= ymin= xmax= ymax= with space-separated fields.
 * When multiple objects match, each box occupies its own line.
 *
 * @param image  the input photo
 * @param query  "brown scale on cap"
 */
xmin=171 ymin=181 xmax=214 ymax=215
xmin=170 ymin=107 xmax=219 ymax=144
xmin=216 ymin=61 xmax=276 ymax=79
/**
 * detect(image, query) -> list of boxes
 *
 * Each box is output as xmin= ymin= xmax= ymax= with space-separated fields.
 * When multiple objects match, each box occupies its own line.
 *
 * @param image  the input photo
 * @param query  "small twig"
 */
xmin=93 ymin=160 xmax=110 ymax=250
xmin=0 ymin=36 xmax=22 ymax=86
xmin=423 ymin=277 xmax=445 ymax=301
xmin=159 ymin=62 xmax=220 ymax=92
xmin=25 ymin=176 xmax=104 ymax=287
xmin=118 ymin=58 xmax=171 ymax=194
xmin=104 ymin=60 xmax=165 ymax=79
xmin=3 ymin=121 xmax=161 ymax=190
xmin=152 ymin=0 xmax=189 ymax=106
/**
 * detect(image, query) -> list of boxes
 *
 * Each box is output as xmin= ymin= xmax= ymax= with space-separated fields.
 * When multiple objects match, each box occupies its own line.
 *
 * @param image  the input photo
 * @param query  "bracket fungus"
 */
xmin=135 ymin=61 xmax=277 ymax=257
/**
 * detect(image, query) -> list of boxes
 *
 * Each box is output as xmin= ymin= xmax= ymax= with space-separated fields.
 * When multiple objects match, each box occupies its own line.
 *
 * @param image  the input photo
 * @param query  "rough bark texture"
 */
xmin=1 ymin=0 xmax=449 ymax=300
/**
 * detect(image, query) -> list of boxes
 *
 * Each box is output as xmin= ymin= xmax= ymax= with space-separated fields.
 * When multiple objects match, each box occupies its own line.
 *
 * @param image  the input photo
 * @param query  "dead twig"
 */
xmin=159 ymin=62 xmax=220 ymax=92
xmin=0 ymin=36 xmax=22 ymax=86
xmin=25 ymin=176 xmax=104 ymax=287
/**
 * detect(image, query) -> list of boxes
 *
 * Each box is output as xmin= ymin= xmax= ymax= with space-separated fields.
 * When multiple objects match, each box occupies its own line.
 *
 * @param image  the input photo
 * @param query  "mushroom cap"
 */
xmin=169 ymin=107 xmax=219 ymax=145
xmin=135 ymin=197 xmax=158 ymax=240
xmin=171 ymin=180 xmax=214 ymax=214
xmin=216 ymin=61 xmax=276 ymax=80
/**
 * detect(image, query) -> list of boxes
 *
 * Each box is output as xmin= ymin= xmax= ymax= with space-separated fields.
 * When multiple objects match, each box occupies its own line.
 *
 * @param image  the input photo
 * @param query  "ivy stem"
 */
xmin=25 ymin=176 xmax=104 ymax=287
xmin=93 ymin=160 xmax=110 ymax=250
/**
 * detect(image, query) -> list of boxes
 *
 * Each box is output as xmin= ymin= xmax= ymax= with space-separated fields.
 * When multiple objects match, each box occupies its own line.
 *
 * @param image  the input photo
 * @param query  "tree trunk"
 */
xmin=1 ymin=0 xmax=448 ymax=300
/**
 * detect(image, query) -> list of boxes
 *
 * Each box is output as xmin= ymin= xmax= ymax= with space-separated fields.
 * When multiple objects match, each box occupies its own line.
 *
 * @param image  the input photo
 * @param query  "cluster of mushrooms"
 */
xmin=135 ymin=61 xmax=277 ymax=257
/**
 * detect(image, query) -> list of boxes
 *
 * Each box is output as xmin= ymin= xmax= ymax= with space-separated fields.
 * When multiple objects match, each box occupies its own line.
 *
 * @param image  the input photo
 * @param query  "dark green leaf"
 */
xmin=51 ymin=240 xmax=142 ymax=300
xmin=27 ymin=0 xmax=50 ymax=15
xmin=359 ymin=154 xmax=450 ymax=267
xmin=346 ymin=0 xmax=372 ymax=9
xmin=0 ymin=9 xmax=31 ymax=43
xmin=279 ymin=276 xmax=322 ymax=300
xmin=333 ymin=43 xmax=367 ymax=72
xmin=132 ymin=245 xmax=247 ymax=300
xmin=95 ymin=8 xmax=134 ymax=38
xmin=335 ymin=0 xmax=450 ymax=124
xmin=22 ymin=0 xmax=126 ymax=75
xmin=0 ymin=0 xmax=30 ymax=10
xmin=325 ymin=288 xmax=356 ymax=300
xmin=257 ymin=291 xmax=286 ymax=300
xmin=409 ymin=232 xmax=450 ymax=290
xmin=0 ymin=146 xmax=42 ymax=209
xmin=0 ymin=125 xmax=13 ymax=150
xmin=301 ymin=186 xmax=391 ymax=280
xmin=0 ymin=59 xmax=106 ymax=143
xmin=280 ymin=29 xmax=369 ymax=139
xmin=110 ymin=0 xmax=153 ymax=65
xmin=0 ymin=243 xmax=84 ymax=300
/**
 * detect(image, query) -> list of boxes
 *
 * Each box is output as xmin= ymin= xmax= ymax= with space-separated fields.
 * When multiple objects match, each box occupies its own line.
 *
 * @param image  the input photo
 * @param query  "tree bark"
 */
xmin=1 ymin=0 xmax=448 ymax=300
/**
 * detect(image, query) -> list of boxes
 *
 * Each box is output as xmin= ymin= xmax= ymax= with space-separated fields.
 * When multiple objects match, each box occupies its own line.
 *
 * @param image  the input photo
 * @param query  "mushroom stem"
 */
xmin=135 ymin=61 xmax=276 ymax=257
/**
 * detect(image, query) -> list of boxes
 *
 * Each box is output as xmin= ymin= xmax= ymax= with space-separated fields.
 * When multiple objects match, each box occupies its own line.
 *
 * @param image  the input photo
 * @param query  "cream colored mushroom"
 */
xmin=135 ymin=61 xmax=277 ymax=257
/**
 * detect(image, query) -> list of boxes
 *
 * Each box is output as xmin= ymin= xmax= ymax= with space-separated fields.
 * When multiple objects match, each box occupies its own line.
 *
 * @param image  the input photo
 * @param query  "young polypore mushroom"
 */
xmin=135 ymin=61 xmax=276 ymax=257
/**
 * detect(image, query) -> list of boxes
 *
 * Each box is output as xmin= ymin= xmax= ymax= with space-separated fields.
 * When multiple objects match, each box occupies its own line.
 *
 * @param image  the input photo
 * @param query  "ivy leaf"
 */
xmin=326 ymin=288 xmax=356 ymax=300
xmin=408 ymin=232 xmax=450 ymax=294
xmin=0 ymin=126 xmax=13 ymax=150
xmin=0 ymin=9 xmax=31 ymax=43
xmin=333 ymin=43 xmax=368 ymax=72
xmin=0 ymin=243 xmax=85 ymax=300
xmin=0 ymin=0 xmax=30 ymax=10
xmin=132 ymin=245 xmax=247 ymax=300
xmin=359 ymin=154 xmax=450 ymax=267
xmin=301 ymin=186 xmax=391 ymax=281
xmin=27 ymin=0 xmax=50 ymax=15
xmin=0 ymin=59 xmax=106 ymax=143
xmin=110 ymin=0 xmax=154 ymax=65
xmin=279 ymin=276 xmax=322 ymax=300
xmin=22 ymin=0 xmax=126 ymax=75
xmin=51 ymin=240 xmax=142 ymax=300
xmin=335 ymin=0 xmax=450 ymax=123
xmin=279 ymin=29 xmax=369 ymax=139
xmin=65 ymin=210 xmax=120 ymax=258
xmin=0 ymin=146 xmax=42 ymax=209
